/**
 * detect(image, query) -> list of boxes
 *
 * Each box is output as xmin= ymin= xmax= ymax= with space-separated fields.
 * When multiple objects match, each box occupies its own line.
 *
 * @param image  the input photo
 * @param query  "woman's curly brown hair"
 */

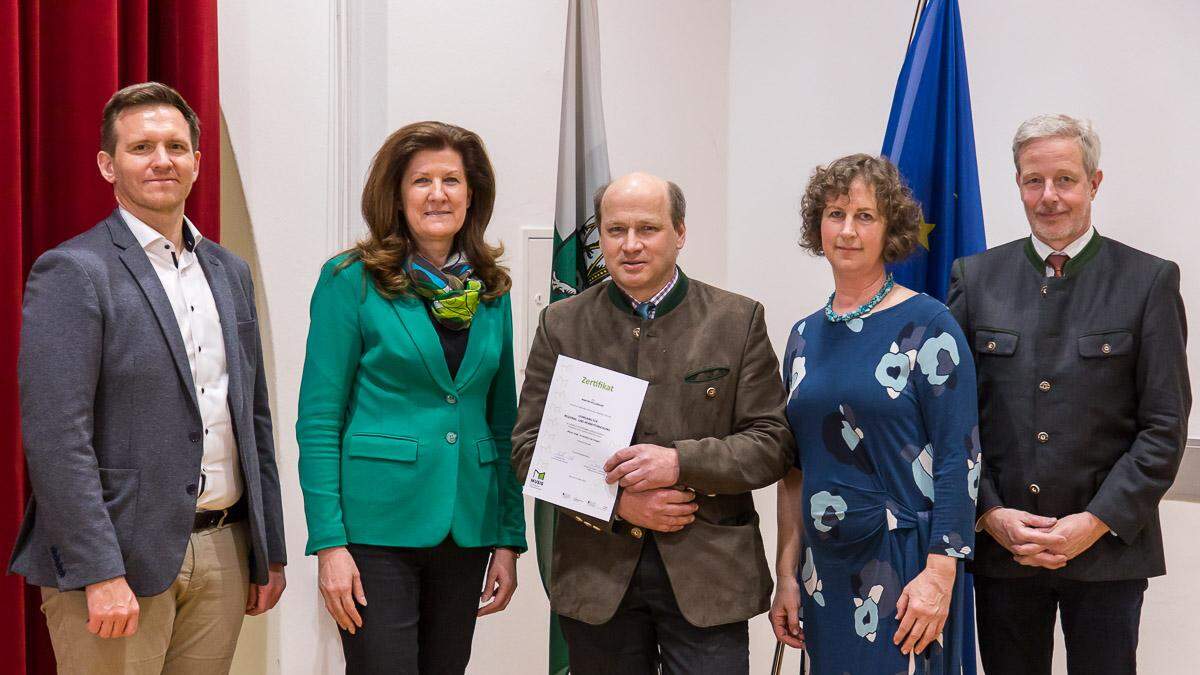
xmin=799 ymin=153 xmax=923 ymax=264
xmin=340 ymin=121 xmax=510 ymax=300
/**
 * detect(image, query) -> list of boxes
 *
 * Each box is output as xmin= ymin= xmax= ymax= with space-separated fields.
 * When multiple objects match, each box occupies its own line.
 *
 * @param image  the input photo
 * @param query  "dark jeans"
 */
xmin=340 ymin=538 xmax=492 ymax=675
xmin=974 ymin=574 xmax=1148 ymax=675
xmin=559 ymin=536 xmax=749 ymax=675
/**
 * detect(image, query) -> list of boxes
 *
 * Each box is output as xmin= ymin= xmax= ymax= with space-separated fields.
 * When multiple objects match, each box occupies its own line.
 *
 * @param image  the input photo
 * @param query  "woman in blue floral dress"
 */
xmin=770 ymin=154 xmax=980 ymax=674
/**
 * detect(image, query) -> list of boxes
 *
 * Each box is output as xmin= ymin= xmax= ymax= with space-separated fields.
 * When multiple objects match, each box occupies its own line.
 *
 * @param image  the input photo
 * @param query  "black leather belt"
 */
xmin=193 ymin=500 xmax=247 ymax=531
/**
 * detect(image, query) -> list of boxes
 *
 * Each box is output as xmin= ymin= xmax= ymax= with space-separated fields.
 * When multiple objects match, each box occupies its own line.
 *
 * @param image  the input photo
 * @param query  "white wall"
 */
xmin=219 ymin=1 xmax=728 ymax=673
xmin=218 ymin=1 xmax=335 ymax=672
xmin=729 ymin=1 xmax=1200 ymax=673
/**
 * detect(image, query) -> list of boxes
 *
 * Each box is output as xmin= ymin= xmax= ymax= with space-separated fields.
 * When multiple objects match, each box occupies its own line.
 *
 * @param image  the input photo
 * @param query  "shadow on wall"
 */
xmin=219 ymin=108 xmax=277 ymax=675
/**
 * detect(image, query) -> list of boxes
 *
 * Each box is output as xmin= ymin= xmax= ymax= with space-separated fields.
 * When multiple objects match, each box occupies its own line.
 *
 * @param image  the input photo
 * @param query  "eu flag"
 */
xmin=881 ymin=2 xmax=984 ymax=673
xmin=882 ymin=0 xmax=985 ymax=303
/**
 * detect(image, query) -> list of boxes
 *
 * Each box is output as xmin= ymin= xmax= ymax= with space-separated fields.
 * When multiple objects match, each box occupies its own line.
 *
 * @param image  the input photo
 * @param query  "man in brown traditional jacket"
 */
xmin=512 ymin=172 xmax=794 ymax=674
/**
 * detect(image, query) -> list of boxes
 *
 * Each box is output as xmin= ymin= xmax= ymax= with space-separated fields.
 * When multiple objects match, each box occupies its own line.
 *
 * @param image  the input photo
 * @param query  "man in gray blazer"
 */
xmin=8 ymin=82 xmax=286 ymax=673
xmin=513 ymin=173 xmax=794 ymax=674
xmin=948 ymin=114 xmax=1189 ymax=675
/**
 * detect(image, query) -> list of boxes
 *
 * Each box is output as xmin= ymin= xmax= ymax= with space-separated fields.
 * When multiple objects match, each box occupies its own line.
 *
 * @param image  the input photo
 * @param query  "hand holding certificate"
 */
xmin=522 ymin=355 xmax=648 ymax=521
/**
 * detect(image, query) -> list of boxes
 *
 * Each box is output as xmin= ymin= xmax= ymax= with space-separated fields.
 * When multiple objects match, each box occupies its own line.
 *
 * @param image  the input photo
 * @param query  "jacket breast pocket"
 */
xmin=681 ymin=365 xmax=731 ymax=438
xmin=1078 ymin=330 xmax=1133 ymax=358
xmin=974 ymin=329 xmax=1018 ymax=357
xmin=1076 ymin=329 xmax=1135 ymax=394
xmin=347 ymin=433 xmax=419 ymax=462
xmin=643 ymin=379 xmax=719 ymax=443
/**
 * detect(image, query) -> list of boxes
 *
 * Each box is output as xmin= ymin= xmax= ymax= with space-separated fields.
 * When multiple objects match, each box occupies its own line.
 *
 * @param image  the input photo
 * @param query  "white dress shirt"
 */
xmin=121 ymin=209 xmax=242 ymax=511
xmin=1030 ymin=226 xmax=1095 ymax=276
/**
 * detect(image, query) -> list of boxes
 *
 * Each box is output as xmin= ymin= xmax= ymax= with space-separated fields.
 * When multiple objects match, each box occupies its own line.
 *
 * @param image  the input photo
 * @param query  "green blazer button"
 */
xmin=446 ymin=432 xmax=458 ymax=444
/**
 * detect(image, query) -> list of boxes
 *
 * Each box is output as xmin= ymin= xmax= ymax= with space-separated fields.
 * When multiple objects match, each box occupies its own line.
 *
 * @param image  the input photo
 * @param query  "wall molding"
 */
xmin=326 ymin=1 xmax=388 ymax=255
xmin=327 ymin=0 xmax=353 ymax=254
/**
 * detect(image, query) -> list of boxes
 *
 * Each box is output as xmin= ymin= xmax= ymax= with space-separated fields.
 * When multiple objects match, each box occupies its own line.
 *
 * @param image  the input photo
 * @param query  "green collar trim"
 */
xmin=1023 ymin=239 xmax=1044 ymax=272
xmin=1064 ymin=231 xmax=1102 ymax=275
xmin=1023 ymin=230 xmax=1104 ymax=277
xmin=605 ymin=268 xmax=690 ymax=317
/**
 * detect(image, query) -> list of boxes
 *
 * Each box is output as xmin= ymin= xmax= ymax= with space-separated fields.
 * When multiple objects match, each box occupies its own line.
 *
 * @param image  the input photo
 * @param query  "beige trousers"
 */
xmin=41 ymin=521 xmax=250 ymax=675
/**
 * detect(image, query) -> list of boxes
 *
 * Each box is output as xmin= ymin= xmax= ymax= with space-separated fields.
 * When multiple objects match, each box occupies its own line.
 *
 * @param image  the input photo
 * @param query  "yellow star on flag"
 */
xmin=918 ymin=218 xmax=936 ymax=250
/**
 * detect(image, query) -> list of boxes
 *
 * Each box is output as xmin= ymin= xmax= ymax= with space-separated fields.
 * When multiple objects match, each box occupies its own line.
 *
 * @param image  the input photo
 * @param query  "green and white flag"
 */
xmin=550 ymin=0 xmax=610 ymax=302
xmin=539 ymin=1 xmax=610 ymax=673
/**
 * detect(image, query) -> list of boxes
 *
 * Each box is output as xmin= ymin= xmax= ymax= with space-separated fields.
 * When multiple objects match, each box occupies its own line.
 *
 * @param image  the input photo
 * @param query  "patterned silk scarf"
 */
xmin=404 ymin=252 xmax=484 ymax=330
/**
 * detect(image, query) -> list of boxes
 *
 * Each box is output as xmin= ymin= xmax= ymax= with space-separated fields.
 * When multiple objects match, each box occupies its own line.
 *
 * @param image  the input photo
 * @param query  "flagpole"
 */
xmin=541 ymin=2 xmax=612 ymax=673
xmin=907 ymin=0 xmax=928 ymax=47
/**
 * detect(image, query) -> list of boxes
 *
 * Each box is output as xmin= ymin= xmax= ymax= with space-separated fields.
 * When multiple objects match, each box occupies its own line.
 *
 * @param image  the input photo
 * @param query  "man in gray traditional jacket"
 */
xmin=513 ymin=172 xmax=794 ymax=675
xmin=949 ymin=114 xmax=1189 ymax=675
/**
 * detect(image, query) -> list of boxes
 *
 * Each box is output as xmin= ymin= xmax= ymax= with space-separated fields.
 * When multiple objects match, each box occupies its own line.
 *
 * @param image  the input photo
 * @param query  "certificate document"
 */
xmin=522 ymin=355 xmax=649 ymax=521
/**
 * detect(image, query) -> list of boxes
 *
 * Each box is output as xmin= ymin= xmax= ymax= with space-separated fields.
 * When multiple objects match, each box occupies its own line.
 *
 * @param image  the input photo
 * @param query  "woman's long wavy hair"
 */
xmin=341 ymin=121 xmax=511 ymax=300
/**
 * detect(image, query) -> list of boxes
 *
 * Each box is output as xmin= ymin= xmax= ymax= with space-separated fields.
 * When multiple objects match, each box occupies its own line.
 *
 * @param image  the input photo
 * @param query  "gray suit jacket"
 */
xmin=512 ymin=273 xmax=794 ymax=627
xmin=949 ymin=234 xmax=1189 ymax=581
xmin=8 ymin=210 xmax=286 ymax=595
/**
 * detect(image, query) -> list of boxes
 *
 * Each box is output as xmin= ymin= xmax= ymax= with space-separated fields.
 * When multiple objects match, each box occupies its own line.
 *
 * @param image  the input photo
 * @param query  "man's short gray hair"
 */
xmin=593 ymin=179 xmax=687 ymax=231
xmin=1012 ymin=114 xmax=1101 ymax=176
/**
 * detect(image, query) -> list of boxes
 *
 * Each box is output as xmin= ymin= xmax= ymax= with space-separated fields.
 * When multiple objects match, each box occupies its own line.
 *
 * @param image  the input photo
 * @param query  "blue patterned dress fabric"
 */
xmin=783 ymin=294 xmax=979 ymax=675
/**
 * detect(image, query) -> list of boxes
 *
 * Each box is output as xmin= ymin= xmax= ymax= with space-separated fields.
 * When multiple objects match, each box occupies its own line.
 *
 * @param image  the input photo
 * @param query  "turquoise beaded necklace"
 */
xmin=824 ymin=273 xmax=895 ymax=323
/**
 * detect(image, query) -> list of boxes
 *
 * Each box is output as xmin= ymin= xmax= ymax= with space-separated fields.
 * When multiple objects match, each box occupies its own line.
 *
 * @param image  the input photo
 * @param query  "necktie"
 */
xmin=634 ymin=301 xmax=655 ymax=319
xmin=1046 ymin=253 xmax=1070 ymax=278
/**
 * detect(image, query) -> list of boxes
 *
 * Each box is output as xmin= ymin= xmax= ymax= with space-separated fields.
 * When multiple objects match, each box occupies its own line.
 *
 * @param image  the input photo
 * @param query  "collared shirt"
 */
xmin=616 ymin=266 xmax=680 ymax=320
xmin=121 ymin=208 xmax=242 ymax=511
xmin=1031 ymin=226 xmax=1095 ymax=277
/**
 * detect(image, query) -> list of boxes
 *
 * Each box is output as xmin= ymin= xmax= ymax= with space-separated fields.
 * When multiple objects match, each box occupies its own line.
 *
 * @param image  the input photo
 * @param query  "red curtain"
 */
xmin=1 ymin=2 xmax=219 ymax=672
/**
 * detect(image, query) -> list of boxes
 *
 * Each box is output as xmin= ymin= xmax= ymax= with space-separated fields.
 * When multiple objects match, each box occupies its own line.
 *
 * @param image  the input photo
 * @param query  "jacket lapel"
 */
xmin=196 ymin=245 xmax=245 ymax=417
xmin=452 ymin=299 xmax=492 ymax=387
xmin=388 ymin=293 xmax=456 ymax=393
xmin=107 ymin=211 xmax=199 ymax=413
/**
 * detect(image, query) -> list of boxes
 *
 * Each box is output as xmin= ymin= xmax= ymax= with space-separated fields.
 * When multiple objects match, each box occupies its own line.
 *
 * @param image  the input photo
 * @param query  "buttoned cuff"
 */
xmin=611 ymin=518 xmax=647 ymax=541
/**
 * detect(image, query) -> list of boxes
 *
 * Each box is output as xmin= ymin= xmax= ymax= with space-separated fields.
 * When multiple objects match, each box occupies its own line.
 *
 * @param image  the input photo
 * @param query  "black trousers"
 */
xmin=339 ymin=538 xmax=492 ymax=675
xmin=559 ymin=536 xmax=749 ymax=675
xmin=974 ymin=574 xmax=1148 ymax=675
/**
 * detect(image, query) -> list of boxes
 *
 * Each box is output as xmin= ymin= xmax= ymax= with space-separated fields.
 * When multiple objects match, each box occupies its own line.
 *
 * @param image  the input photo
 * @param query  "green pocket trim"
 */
xmin=684 ymin=366 xmax=731 ymax=383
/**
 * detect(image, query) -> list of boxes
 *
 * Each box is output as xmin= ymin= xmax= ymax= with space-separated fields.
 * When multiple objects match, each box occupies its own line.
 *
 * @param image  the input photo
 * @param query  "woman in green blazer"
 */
xmin=297 ymin=121 xmax=526 ymax=673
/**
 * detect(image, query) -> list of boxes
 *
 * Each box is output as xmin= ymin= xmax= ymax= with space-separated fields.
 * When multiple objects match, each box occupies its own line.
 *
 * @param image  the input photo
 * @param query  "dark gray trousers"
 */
xmin=559 ymin=535 xmax=749 ymax=675
xmin=975 ymin=574 xmax=1147 ymax=675
xmin=339 ymin=538 xmax=491 ymax=674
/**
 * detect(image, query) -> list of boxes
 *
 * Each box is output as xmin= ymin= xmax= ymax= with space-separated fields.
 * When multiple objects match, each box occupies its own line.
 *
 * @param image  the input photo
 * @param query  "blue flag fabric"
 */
xmin=882 ymin=0 xmax=985 ymax=304
xmin=881 ymin=2 xmax=984 ymax=673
